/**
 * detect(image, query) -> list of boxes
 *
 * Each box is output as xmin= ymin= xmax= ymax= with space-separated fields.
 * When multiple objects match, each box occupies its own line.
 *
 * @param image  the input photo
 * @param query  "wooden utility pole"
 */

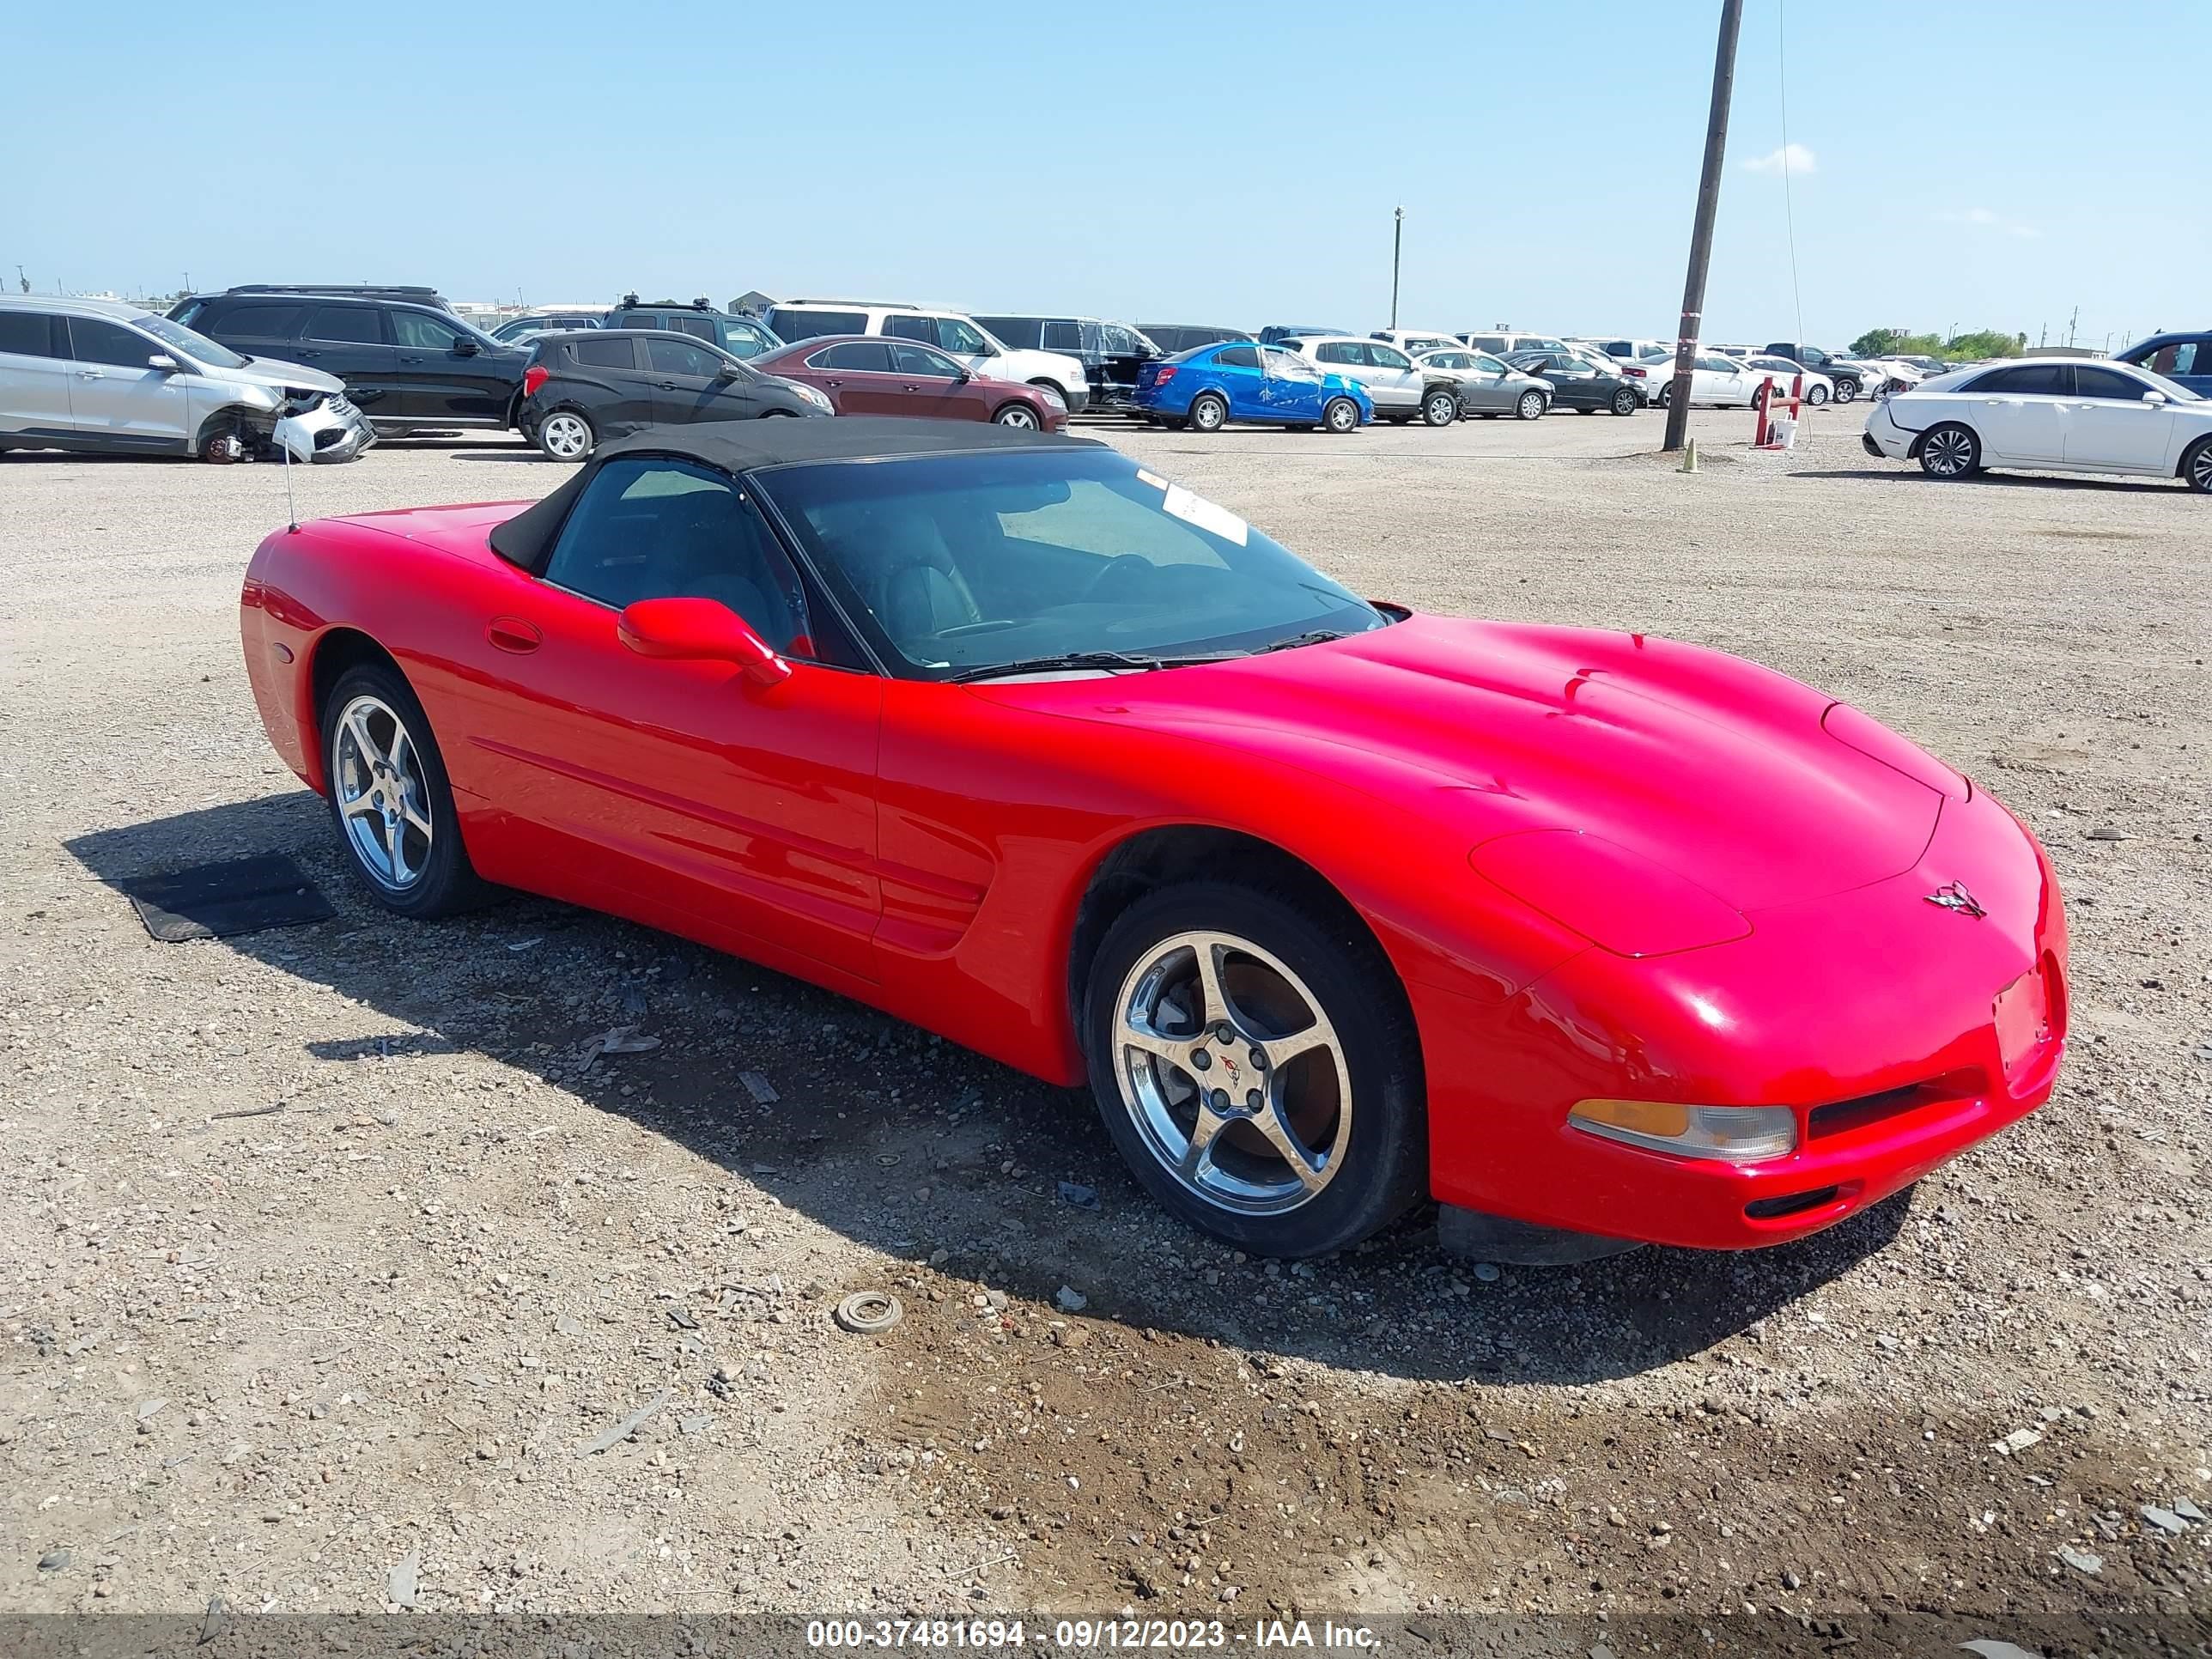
xmin=1662 ymin=0 xmax=1745 ymax=453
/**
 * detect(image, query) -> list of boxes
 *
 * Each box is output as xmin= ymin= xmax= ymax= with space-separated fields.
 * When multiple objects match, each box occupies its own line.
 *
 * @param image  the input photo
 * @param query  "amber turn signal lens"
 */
xmin=1568 ymin=1099 xmax=1797 ymax=1163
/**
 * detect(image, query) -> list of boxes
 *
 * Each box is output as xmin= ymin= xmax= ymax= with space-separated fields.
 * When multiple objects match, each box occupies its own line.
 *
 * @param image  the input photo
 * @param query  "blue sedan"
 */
xmin=1131 ymin=342 xmax=1373 ymax=434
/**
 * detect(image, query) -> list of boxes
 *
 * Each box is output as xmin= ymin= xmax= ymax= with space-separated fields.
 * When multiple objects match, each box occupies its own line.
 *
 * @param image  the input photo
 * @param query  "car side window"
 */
xmin=572 ymin=336 xmax=638 ymax=370
xmin=307 ymin=306 xmax=383 ymax=344
xmin=882 ymin=315 xmax=935 ymax=344
xmin=1974 ymin=364 xmax=2070 ymax=397
xmin=0 ymin=311 xmax=63 ymax=358
xmin=2142 ymin=341 xmax=2199 ymax=377
xmin=1316 ymin=343 xmax=1359 ymax=366
xmin=1265 ymin=348 xmax=1320 ymax=380
xmin=1213 ymin=345 xmax=1260 ymax=368
xmin=892 ymin=343 xmax=958 ymax=377
xmin=811 ymin=341 xmax=896 ymax=372
xmin=1042 ymin=321 xmax=1083 ymax=352
xmin=216 ymin=302 xmax=306 ymax=337
xmin=939 ymin=319 xmax=990 ymax=356
xmin=2073 ymin=366 xmax=2150 ymax=402
xmin=65 ymin=318 xmax=161 ymax=369
xmin=392 ymin=310 xmax=466 ymax=351
xmin=544 ymin=458 xmax=812 ymax=653
xmin=646 ymin=336 xmax=724 ymax=377
xmin=1369 ymin=344 xmax=1412 ymax=369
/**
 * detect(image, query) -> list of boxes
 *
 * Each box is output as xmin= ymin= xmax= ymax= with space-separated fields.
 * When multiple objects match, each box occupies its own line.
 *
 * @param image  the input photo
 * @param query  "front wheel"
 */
xmin=320 ymin=663 xmax=487 ymax=917
xmin=2182 ymin=436 xmax=2212 ymax=494
xmin=1609 ymin=387 xmax=1639 ymax=416
xmin=1835 ymin=380 xmax=1860 ymax=404
xmin=1515 ymin=391 xmax=1546 ymax=422
xmin=1421 ymin=389 xmax=1459 ymax=427
xmin=992 ymin=402 xmax=1040 ymax=429
xmin=1322 ymin=397 xmax=1360 ymax=434
xmin=1918 ymin=422 xmax=1981 ymax=480
xmin=1083 ymin=882 xmax=1425 ymax=1258
xmin=1188 ymin=392 xmax=1229 ymax=433
xmin=536 ymin=410 xmax=594 ymax=461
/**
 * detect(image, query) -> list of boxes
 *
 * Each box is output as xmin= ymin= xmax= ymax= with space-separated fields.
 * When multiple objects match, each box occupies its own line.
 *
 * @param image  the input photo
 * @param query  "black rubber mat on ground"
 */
xmin=123 ymin=854 xmax=335 ymax=942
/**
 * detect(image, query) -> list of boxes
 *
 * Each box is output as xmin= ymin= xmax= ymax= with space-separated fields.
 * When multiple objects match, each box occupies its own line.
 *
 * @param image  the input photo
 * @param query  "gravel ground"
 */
xmin=2 ymin=406 xmax=2206 ymax=1646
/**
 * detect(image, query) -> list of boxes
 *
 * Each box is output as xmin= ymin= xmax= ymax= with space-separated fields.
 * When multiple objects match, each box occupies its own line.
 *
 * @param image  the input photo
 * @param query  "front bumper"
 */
xmin=1412 ymin=783 xmax=2067 ymax=1250
xmin=1862 ymin=404 xmax=1912 ymax=460
xmin=1057 ymin=380 xmax=1091 ymax=414
xmin=273 ymin=397 xmax=376 ymax=464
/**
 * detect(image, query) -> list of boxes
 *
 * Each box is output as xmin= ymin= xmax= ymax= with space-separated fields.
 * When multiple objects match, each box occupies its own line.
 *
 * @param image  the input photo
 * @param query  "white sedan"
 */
xmin=1863 ymin=357 xmax=2212 ymax=490
xmin=1740 ymin=354 xmax=1836 ymax=405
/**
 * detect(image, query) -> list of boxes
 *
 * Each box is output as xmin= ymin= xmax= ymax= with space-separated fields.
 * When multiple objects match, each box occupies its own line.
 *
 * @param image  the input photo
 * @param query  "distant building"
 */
xmin=730 ymin=290 xmax=775 ymax=317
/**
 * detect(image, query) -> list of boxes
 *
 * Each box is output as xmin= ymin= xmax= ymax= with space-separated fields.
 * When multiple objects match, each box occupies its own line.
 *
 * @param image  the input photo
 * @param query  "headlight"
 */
xmin=1039 ymin=384 xmax=1066 ymax=406
xmin=1568 ymin=1099 xmax=1797 ymax=1163
xmin=797 ymin=385 xmax=834 ymax=411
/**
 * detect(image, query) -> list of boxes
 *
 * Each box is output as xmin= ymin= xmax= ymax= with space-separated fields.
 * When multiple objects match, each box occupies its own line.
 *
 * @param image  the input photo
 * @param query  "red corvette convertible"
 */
xmin=240 ymin=419 xmax=2067 ymax=1261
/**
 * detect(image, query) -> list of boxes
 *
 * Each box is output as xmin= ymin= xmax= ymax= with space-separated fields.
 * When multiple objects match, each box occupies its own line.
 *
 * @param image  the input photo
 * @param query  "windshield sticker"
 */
xmin=1161 ymin=484 xmax=1249 ymax=546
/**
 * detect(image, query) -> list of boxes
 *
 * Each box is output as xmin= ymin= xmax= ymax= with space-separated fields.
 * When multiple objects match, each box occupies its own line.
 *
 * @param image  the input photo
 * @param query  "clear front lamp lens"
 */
xmin=1568 ymin=1098 xmax=1797 ymax=1163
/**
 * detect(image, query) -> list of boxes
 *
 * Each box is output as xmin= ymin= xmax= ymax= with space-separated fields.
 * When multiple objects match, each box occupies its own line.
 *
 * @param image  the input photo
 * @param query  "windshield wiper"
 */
xmin=947 ymin=650 xmax=1230 ymax=684
xmin=1248 ymin=629 xmax=1350 ymax=655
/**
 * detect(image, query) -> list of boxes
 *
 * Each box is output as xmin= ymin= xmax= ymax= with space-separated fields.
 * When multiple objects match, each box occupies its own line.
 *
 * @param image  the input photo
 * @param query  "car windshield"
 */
xmin=135 ymin=313 xmax=248 ymax=370
xmin=754 ymin=449 xmax=1387 ymax=680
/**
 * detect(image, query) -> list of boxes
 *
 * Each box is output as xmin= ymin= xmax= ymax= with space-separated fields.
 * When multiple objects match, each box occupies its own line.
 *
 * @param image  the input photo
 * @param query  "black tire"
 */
xmin=1514 ymin=390 xmax=1546 ymax=422
xmin=1188 ymin=392 xmax=1229 ymax=433
xmin=1917 ymin=422 xmax=1981 ymax=480
xmin=1609 ymin=387 xmax=1638 ymax=416
xmin=1655 ymin=383 xmax=1674 ymax=409
xmin=1322 ymin=397 xmax=1360 ymax=434
xmin=1835 ymin=380 xmax=1860 ymax=404
xmin=1421 ymin=388 xmax=1459 ymax=428
xmin=1081 ymin=881 xmax=1426 ymax=1258
xmin=319 ymin=661 xmax=489 ymax=918
xmin=992 ymin=402 xmax=1042 ymax=429
xmin=1806 ymin=383 xmax=1830 ymax=406
xmin=2184 ymin=436 xmax=2212 ymax=494
xmin=535 ymin=408 xmax=595 ymax=461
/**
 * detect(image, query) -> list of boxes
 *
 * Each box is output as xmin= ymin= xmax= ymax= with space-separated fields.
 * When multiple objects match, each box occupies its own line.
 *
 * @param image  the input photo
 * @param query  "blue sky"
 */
xmin=4 ymin=0 xmax=2200 ymax=349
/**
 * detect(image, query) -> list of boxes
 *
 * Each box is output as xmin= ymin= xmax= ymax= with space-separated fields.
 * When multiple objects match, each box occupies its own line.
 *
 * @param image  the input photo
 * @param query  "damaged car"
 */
xmin=0 ymin=295 xmax=372 ymax=463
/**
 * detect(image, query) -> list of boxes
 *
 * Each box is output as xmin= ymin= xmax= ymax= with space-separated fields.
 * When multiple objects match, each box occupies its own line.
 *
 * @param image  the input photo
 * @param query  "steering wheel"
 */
xmin=1079 ymin=555 xmax=1154 ymax=603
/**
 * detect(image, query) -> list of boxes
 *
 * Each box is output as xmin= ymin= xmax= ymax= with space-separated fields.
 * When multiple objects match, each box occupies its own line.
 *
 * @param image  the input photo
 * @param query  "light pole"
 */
xmin=1389 ymin=206 xmax=1405 ymax=330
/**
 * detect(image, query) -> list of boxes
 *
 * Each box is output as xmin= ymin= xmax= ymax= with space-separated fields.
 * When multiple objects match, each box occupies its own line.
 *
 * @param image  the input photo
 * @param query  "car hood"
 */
xmin=988 ymin=614 xmax=1945 ymax=915
xmin=216 ymin=356 xmax=347 ymax=396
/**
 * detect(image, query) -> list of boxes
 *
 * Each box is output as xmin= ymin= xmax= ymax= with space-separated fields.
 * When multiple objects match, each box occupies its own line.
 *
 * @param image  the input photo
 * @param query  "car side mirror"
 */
xmin=714 ymin=361 xmax=742 ymax=380
xmin=2143 ymin=390 xmax=2168 ymax=405
xmin=147 ymin=354 xmax=178 ymax=372
xmin=453 ymin=337 xmax=481 ymax=356
xmin=617 ymin=597 xmax=793 ymax=687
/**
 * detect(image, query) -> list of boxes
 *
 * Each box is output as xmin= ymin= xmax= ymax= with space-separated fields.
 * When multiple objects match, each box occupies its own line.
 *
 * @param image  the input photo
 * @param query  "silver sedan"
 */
xmin=1416 ymin=348 xmax=1554 ymax=420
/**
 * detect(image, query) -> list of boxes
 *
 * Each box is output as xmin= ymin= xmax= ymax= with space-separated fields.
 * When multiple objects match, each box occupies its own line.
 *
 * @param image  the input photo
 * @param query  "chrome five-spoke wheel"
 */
xmin=1111 ymin=930 xmax=1352 ymax=1215
xmin=538 ymin=411 xmax=593 ymax=460
xmin=331 ymin=694 xmax=433 ymax=891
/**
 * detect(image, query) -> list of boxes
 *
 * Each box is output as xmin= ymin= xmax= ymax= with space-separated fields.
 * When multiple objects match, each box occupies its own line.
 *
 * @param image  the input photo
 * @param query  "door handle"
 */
xmin=902 ymin=384 xmax=922 ymax=392
xmin=76 ymin=369 xmax=100 ymax=380
xmin=658 ymin=380 xmax=681 ymax=390
xmin=485 ymin=617 xmax=541 ymax=653
xmin=295 ymin=349 xmax=321 ymax=358
xmin=823 ymin=379 xmax=843 ymax=388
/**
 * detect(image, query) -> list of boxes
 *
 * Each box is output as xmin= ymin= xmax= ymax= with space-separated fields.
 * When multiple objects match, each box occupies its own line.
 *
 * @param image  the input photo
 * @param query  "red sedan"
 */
xmin=240 ymin=418 xmax=2066 ymax=1262
xmin=750 ymin=335 xmax=1066 ymax=431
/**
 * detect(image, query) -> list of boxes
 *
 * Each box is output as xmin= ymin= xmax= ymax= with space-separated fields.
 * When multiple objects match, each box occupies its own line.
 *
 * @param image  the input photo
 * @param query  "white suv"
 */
xmin=762 ymin=300 xmax=1090 ymax=411
xmin=1280 ymin=335 xmax=1459 ymax=424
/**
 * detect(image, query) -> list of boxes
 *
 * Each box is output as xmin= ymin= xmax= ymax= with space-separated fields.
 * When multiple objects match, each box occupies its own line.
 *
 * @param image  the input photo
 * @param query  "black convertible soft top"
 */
xmin=489 ymin=416 xmax=1101 ymax=573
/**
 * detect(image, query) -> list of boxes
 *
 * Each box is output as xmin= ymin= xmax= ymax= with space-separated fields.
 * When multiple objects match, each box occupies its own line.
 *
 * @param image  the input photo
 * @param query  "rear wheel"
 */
xmin=1188 ymin=392 xmax=1229 ymax=433
xmin=1515 ymin=390 xmax=1546 ymax=422
xmin=1421 ymin=389 xmax=1459 ymax=427
xmin=992 ymin=402 xmax=1041 ymax=429
xmin=319 ymin=663 xmax=488 ymax=918
xmin=1917 ymin=422 xmax=1980 ymax=480
xmin=2183 ymin=436 xmax=2212 ymax=494
xmin=1655 ymin=383 xmax=1674 ymax=409
xmin=1083 ymin=882 xmax=1425 ymax=1258
xmin=536 ymin=410 xmax=594 ymax=461
xmin=1322 ymin=397 xmax=1360 ymax=434
xmin=1835 ymin=380 xmax=1860 ymax=404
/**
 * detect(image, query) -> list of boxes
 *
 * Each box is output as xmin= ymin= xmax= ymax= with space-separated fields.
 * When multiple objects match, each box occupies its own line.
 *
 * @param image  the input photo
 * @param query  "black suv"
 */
xmin=170 ymin=287 xmax=526 ymax=434
xmin=601 ymin=295 xmax=782 ymax=361
xmin=972 ymin=314 xmax=1160 ymax=409
xmin=518 ymin=331 xmax=830 ymax=460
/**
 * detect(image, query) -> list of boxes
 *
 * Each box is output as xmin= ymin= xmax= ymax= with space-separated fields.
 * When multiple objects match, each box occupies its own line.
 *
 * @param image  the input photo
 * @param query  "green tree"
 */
xmin=1848 ymin=327 xmax=2024 ymax=361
